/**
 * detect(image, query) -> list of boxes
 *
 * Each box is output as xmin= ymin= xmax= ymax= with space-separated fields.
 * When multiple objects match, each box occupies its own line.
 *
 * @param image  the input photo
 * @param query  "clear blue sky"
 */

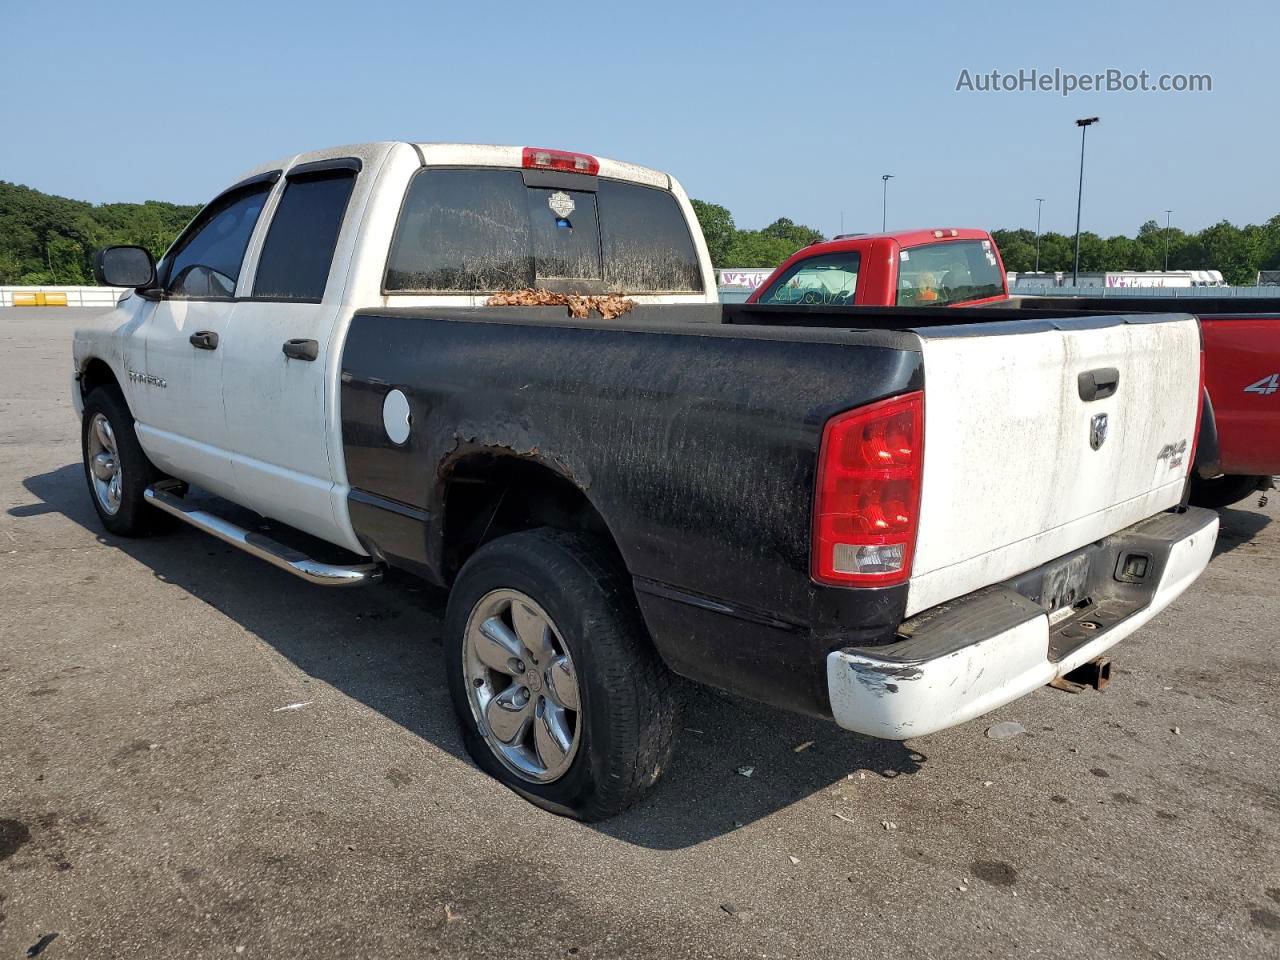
xmin=2 ymin=0 xmax=1273 ymax=238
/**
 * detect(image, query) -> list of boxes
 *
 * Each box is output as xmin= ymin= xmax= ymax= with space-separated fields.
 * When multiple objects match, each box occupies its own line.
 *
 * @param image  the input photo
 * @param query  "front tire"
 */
xmin=444 ymin=529 xmax=680 ymax=820
xmin=81 ymin=386 xmax=167 ymax=537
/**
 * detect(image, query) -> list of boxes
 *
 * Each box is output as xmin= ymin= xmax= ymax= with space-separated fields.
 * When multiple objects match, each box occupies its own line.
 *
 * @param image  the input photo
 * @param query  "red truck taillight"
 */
xmin=812 ymin=391 xmax=924 ymax=588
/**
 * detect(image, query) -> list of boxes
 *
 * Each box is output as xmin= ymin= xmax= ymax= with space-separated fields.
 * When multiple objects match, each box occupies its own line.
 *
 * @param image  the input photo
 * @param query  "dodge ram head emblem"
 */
xmin=1089 ymin=413 xmax=1109 ymax=450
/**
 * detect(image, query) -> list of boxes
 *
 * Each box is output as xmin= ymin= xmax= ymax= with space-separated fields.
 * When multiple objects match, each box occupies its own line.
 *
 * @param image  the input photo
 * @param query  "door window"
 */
xmin=162 ymin=184 xmax=271 ymax=298
xmin=756 ymin=252 xmax=860 ymax=305
xmin=253 ymin=170 xmax=358 ymax=300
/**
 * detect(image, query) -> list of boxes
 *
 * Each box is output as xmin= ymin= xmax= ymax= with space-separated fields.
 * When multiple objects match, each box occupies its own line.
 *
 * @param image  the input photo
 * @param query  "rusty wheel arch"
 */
xmin=436 ymin=448 xmax=624 ymax=584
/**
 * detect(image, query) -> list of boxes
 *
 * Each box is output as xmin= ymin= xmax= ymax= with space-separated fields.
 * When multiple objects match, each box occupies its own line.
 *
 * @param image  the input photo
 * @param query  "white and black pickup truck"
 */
xmin=74 ymin=141 xmax=1218 ymax=819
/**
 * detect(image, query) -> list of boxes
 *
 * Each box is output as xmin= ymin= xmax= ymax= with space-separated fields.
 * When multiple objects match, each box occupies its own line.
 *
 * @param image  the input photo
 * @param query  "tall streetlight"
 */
xmin=881 ymin=174 xmax=894 ymax=232
xmin=1072 ymin=117 xmax=1099 ymax=285
xmin=1034 ymin=197 xmax=1046 ymax=273
xmin=1164 ymin=209 xmax=1173 ymax=270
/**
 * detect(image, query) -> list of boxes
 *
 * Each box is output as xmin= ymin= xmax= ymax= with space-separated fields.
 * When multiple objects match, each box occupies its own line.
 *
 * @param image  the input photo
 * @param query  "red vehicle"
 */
xmin=748 ymin=230 xmax=1277 ymax=509
xmin=746 ymin=227 xmax=1010 ymax=309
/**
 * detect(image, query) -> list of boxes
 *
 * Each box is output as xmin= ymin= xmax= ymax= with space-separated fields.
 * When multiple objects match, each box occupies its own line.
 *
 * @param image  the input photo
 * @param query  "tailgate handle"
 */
xmin=1078 ymin=367 xmax=1119 ymax=402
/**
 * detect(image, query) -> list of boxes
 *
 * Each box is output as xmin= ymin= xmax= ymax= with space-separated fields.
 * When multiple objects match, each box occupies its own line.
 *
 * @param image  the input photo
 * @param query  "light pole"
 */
xmin=881 ymin=174 xmax=893 ymax=232
xmin=1034 ymin=197 xmax=1045 ymax=273
xmin=1072 ymin=117 xmax=1099 ymax=286
xmin=1164 ymin=209 xmax=1173 ymax=270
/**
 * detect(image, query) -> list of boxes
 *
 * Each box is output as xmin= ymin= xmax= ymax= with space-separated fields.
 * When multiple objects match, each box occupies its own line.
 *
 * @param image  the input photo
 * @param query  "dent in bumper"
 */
xmin=827 ymin=509 xmax=1219 ymax=740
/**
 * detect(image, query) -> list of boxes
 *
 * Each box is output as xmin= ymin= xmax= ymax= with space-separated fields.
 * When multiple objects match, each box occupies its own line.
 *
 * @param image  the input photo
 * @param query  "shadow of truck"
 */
xmin=13 ymin=462 xmax=926 ymax=849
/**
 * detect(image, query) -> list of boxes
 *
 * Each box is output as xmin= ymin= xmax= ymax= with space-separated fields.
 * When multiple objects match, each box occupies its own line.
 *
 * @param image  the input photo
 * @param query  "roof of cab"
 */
xmin=812 ymin=227 xmax=995 ymax=251
xmin=232 ymin=142 xmax=671 ymax=192
xmin=411 ymin=143 xmax=670 ymax=189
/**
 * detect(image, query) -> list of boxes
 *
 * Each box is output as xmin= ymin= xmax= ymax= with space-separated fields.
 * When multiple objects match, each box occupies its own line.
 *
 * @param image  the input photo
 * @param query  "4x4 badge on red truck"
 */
xmin=1244 ymin=373 xmax=1279 ymax=396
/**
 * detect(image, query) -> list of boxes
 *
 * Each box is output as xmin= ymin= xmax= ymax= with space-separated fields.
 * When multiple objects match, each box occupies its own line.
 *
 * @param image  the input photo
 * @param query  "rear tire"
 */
xmin=1188 ymin=474 xmax=1264 ymax=510
xmin=444 ymin=528 xmax=680 ymax=820
xmin=81 ymin=386 xmax=168 ymax=537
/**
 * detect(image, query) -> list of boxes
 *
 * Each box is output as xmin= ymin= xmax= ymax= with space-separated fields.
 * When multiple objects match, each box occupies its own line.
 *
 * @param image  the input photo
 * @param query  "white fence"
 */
xmin=0 ymin=286 xmax=127 ymax=308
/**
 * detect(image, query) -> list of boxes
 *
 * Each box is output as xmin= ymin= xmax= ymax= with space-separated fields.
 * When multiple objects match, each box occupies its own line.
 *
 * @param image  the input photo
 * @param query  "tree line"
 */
xmin=990 ymin=218 xmax=1280 ymax=283
xmin=0 ymin=181 xmax=200 ymax=285
xmin=691 ymin=199 xmax=1280 ymax=285
xmin=3 ymin=178 xmax=1278 ymax=287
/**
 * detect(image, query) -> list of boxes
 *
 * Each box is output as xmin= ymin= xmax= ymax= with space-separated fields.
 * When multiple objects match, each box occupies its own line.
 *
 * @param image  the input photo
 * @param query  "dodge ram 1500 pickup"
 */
xmin=749 ymin=232 xmax=1277 ymax=509
xmin=74 ymin=142 xmax=1218 ymax=819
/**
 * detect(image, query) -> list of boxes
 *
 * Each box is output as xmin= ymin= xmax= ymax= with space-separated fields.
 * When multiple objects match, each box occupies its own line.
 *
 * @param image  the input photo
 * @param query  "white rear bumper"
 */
xmin=827 ymin=508 xmax=1218 ymax=740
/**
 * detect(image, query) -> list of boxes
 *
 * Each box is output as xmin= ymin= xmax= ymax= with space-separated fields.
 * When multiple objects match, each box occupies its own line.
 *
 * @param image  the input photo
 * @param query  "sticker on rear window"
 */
xmin=899 ymin=250 xmax=910 ymax=261
xmin=548 ymin=191 xmax=575 ymax=218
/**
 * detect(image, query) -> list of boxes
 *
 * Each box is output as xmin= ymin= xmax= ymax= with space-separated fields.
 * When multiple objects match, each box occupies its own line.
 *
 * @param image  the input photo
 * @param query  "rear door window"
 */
xmin=756 ymin=252 xmax=860 ymax=305
xmin=896 ymin=240 xmax=1004 ymax=306
xmin=253 ymin=169 xmax=357 ymax=300
xmin=384 ymin=168 xmax=703 ymax=294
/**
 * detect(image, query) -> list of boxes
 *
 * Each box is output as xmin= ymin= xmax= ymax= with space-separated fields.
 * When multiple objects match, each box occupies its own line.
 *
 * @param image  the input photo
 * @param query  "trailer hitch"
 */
xmin=1048 ymin=657 xmax=1112 ymax=694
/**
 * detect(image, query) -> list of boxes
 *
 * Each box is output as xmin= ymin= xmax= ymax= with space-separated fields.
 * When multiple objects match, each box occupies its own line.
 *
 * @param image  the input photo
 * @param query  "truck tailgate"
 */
xmin=907 ymin=315 xmax=1200 ymax=617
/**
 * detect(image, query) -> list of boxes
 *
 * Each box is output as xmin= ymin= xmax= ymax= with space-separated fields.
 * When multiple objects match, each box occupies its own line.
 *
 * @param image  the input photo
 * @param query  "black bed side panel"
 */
xmin=339 ymin=312 xmax=922 ymax=713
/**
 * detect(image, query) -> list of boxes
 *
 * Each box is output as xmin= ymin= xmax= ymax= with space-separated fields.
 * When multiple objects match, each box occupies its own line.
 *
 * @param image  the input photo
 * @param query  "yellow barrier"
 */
xmin=12 ymin=292 xmax=69 ymax=307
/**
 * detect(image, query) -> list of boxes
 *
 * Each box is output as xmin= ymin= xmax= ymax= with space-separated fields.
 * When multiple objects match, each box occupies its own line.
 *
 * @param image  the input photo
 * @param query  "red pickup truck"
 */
xmin=748 ymin=229 xmax=1278 ymax=508
xmin=746 ymin=227 xmax=1011 ymax=309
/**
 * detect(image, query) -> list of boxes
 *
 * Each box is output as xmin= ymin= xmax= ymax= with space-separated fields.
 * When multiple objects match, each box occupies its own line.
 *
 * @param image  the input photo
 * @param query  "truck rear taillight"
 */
xmin=812 ymin=391 xmax=924 ymax=588
xmin=521 ymin=147 xmax=600 ymax=176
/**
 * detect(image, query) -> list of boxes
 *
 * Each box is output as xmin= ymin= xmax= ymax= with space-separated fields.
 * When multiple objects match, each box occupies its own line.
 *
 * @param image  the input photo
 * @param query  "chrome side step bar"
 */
xmin=144 ymin=481 xmax=383 ymax=587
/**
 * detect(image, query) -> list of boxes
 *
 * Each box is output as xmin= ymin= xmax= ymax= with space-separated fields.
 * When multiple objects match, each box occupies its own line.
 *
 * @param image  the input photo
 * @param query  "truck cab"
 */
xmin=746 ymin=228 xmax=1009 ymax=308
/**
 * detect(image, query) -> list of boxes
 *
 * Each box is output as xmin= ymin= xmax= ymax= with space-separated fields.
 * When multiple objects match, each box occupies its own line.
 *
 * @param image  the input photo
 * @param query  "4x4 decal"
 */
xmin=1244 ymin=373 xmax=1279 ymax=396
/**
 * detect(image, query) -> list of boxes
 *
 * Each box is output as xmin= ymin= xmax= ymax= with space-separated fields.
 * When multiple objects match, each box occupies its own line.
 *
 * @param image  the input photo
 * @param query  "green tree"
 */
xmin=760 ymin=217 xmax=824 ymax=248
xmin=689 ymin=199 xmax=736 ymax=267
xmin=0 ymin=181 xmax=200 ymax=284
xmin=723 ymin=231 xmax=802 ymax=268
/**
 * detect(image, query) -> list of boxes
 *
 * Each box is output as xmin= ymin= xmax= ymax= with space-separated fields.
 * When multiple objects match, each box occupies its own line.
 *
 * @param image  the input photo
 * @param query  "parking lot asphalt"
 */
xmin=1 ymin=307 xmax=1277 ymax=960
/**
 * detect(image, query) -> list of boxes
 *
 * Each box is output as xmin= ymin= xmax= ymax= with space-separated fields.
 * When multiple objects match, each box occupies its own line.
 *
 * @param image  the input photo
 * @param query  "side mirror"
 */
xmin=93 ymin=245 xmax=157 ymax=289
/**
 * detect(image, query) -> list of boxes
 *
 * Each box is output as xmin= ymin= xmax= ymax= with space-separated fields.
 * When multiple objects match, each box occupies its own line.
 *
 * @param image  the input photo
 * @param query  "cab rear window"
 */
xmin=384 ymin=169 xmax=702 ymax=294
xmin=896 ymin=240 xmax=1004 ymax=306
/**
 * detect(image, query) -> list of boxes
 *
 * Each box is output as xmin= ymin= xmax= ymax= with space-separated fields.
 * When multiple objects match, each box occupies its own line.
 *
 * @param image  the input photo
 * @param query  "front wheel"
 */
xmin=444 ymin=529 xmax=680 ymax=820
xmin=81 ymin=386 xmax=168 ymax=536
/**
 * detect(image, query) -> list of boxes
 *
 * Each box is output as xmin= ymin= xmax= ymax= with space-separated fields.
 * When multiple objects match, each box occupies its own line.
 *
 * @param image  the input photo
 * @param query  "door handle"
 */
xmin=282 ymin=338 xmax=319 ymax=361
xmin=1078 ymin=367 xmax=1119 ymax=402
xmin=189 ymin=330 xmax=219 ymax=350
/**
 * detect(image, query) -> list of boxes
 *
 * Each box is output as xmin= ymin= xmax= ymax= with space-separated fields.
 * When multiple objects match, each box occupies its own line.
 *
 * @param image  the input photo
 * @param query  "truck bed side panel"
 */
xmin=1200 ymin=315 xmax=1280 ymax=475
xmin=338 ymin=311 xmax=923 ymax=715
